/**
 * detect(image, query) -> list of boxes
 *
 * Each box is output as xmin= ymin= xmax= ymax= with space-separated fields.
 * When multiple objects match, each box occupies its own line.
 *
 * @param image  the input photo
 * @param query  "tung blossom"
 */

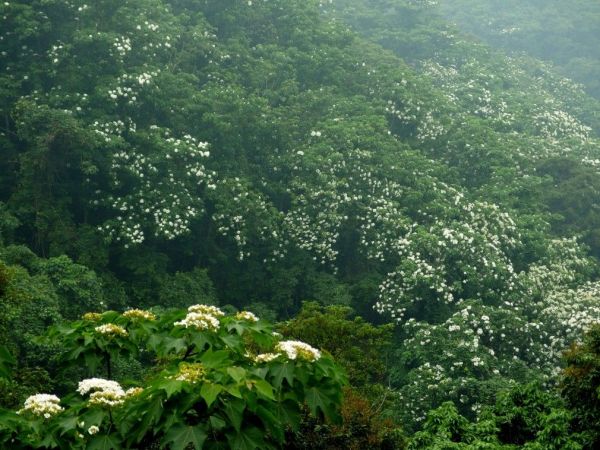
xmin=95 ymin=323 xmax=128 ymax=337
xmin=174 ymin=312 xmax=220 ymax=331
xmin=19 ymin=394 xmax=63 ymax=418
xmin=275 ymin=340 xmax=321 ymax=362
xmin=236 ymin=311 xmax=259 ymax=322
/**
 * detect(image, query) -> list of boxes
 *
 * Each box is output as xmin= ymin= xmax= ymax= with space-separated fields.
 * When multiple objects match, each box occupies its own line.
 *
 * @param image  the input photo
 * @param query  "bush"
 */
xmin=0 ymin=305 xmax=346 ymax=449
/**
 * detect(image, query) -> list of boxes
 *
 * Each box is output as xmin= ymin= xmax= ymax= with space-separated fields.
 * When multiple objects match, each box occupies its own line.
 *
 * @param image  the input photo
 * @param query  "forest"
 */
xmin=1 ymin=0 xmax=600 ymax=448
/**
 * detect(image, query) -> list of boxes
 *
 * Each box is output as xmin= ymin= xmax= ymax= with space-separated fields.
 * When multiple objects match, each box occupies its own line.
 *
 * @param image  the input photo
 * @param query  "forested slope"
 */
xmin=435 ymin=0 xmax=600 ymax=98
xmin=1 ymin=0 xmax=600 ymax=448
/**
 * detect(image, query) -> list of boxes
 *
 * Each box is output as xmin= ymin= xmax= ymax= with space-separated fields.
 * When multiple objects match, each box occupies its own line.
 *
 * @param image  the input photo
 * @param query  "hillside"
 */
xmin=435 ymin=0 xmax=600 ymax=98
xmin=1 ymin=0 xmax=600 ymax=448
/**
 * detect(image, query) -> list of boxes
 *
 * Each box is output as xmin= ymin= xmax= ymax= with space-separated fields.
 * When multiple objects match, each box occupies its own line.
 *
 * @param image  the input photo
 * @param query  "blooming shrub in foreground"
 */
xmin=0 ymin=305 xmax=346 ymax=449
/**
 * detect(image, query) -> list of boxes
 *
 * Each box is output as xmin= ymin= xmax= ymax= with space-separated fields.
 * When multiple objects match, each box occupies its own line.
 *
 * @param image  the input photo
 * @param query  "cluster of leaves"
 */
xmin=408 ymin=384 xmax=584 ymax=449
xmin=561 ymin=324 xmax=600 ymax=448
xmin=0 ymin=306 xmax=346 ymax=449
xmin=406 ymin=324 xmax=600 ymax=449
xmin=280 ymin=302 xmax=405 ymax=449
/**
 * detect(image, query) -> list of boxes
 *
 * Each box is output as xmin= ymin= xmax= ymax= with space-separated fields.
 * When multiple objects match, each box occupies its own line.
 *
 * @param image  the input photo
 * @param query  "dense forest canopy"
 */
xmin=1 ymin=0 xmax=600 ymax=448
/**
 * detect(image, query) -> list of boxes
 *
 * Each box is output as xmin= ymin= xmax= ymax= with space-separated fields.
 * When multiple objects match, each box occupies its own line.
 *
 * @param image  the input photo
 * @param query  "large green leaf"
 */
xmin=86 ymin=434 xmax=121 ymax=450
xmin=223 ymin=398 xmax=246 ymax=432
xmin=227 ymin=426 xmax=269 ymax=450
xmin=253 ymin=379 xmax=275 ymax=400
xmin=269 ymin=362 xmax=294 ymax=388
xmin=226 ymin=366 xmax=246 ymax=383
xmin=164 ymin=337 xmax=187 ymax=354
xmin=158 ymin=379 xmax=186 ymax=399
xmin=219 ymin=334 xmax=243 ymax=352
xmin=305 ymin=386 xmax=336 ymax=420
xmin=57 ymin=415 xmax=79 ymax=435
xmin=200 ymin=349 xmax=230 ymax=368
xmin=209 ymin=414 xmax=227 ymax=431
xmin=83 ymin=352 xmax=102 ymax=374
xmin=128 ymin=396 xmax=164 ymax=444
xmin=200 ymin=382 xmax=223 ymax=407
xmin=162 ymin=424 xmax=207 ymax=450
xmin=275 ymin=399 xmax=301 ymax=432
xmin=255 ymin=405 xmax=284 ymax=443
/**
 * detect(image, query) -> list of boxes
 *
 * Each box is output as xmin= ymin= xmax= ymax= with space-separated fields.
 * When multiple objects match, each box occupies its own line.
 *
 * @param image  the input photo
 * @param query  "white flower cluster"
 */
xmin=170 ymin=362 xmax=206 ymax=383
xmin=236 ymin=311 xmax=259 ymax=322
xmin=113 ymin=36 xmax=132 ymax=57
xmin=107 ymin=71 xmax=158 ymax=105
xmin=98 ymin=127 xmax=215 ymax=245
xmin=188 ymin=304 xmax=225 ymax=316
xmin=123 ymin=309 xmax=156 ymax=321
xmin=386 ymin=96 xmax=446 ymax=142
xmin=145 ymin=21 xmax=159 ymax=32
xmin=95 ymin=323 xmax=128 ymax=337
xmin=538 ymin=282 xmax=600 ymax=362
xmin=282 ymin=146 xmax=369 ymax=269
xmin=390 ymin=231 xmax=600 ymax=426
xmin=77 ymin=378 xmax=126 ymax=407
xmin=533 ymin=109 xmax=591 ymax=143
xmin=275 ymin=340 xmax=321 ymax=362
xmin=520 ymin=237 xmax=593 ymax=300
xmin=375 ymin=199 xmax=519 ymax=323
xmin=91 ymin=119 xmax=130 ymax=144
xmin=174 ymin=304 xmax=223 ymax=331
xmin=19 ymin=394 xmax=63 ymax=419
xmin=408 ymin=0 xmax=439 ymax=7
xmin=254 ymin=353 xmax=280 ymax=363
xmin=174 ymin=312 xmax=220 ymax=331
xmin=582 ymin=157 xmax=600 ymax=172
xmin=420 ymin=59 xmax=514 ymax=127
xmin=77 ymin=378 xmax=123 ymax=396
xmin=212 ymin=177 xmax=277 ymax=261
xmin=47 ymin=41 xmax=65 ymax=65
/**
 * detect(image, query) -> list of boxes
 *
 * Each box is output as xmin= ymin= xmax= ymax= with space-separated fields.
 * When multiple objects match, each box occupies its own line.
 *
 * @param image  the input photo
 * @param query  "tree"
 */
xmin=0 ymin=305 xmax=346 ymax=449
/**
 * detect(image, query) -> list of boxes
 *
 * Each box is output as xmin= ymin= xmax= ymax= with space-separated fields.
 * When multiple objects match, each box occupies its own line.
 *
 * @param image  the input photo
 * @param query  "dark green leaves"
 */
xmin=162 ymin=425 xmax=207 ymax=450
xmin=223 ymin=399 xmax=246 ymax=432
xmin=228 ymin=426 xmax=268 ymax=450
xmin=269 ymin=362 xmax=295 ymax=388
xmin=305 ymin=386 xmax=340 ymax=422
xmin=0 ymin=346 xmax=15 ymax=378
xmin=87 ymin=434 xmax=122 ymax=450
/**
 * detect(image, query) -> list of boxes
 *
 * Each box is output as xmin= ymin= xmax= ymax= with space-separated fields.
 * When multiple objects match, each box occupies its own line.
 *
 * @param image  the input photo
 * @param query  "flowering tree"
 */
xmin=0 ymin=306 xmax=346 ymax=449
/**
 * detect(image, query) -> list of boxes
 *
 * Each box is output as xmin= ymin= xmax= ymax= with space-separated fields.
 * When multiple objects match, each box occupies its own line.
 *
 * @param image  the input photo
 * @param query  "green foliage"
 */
xmin=0 ymin=306 xmax=346 ymax=449
xmin=287 ymin=388 xmax=406 ymax=450
xmin=562 ymin=324 xmax=600 ymax=448
xmin=2 ymin=0 xmax=600 ymax=445
xmin=409 ymin=383 xmax=585 ymax=449
xmin=280 ymin=303 xmax=405 ymax=449
xmin=536 ymin=158 xmax=600 ymax=257
xmin=158 ymin=268 xmax=217 ymax=309
xmin=0 ymin=346 xmax=15 ymax=379
xmin=280 ymin=302 xmax=393 ymax=388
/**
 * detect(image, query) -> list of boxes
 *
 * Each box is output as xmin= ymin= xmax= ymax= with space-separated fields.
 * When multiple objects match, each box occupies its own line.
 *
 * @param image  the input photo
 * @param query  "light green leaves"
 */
xmin=200 ymin=382 xmax=223 ymax=407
